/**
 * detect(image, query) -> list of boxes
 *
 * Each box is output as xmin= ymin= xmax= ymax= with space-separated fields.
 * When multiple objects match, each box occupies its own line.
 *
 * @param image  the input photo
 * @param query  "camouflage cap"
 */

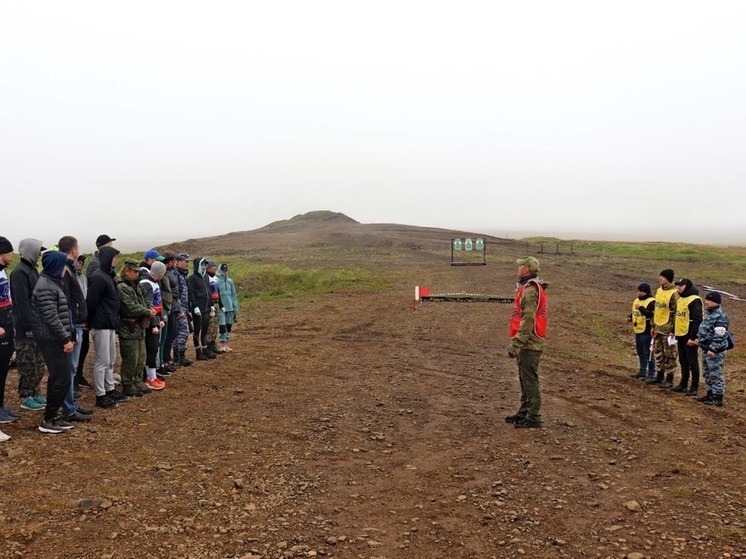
xmin=123 ymin=259 xmax=140 ymax=271
xmin=176 ymin=252 xmax=191 ymax=261
xmin=516 ymin=256 xmax=540 ymax=272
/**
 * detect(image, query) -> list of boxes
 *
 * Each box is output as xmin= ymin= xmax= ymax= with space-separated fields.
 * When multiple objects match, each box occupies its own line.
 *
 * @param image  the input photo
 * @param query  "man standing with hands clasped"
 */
xmin=505 ymin=256 xmax=548 ymax=429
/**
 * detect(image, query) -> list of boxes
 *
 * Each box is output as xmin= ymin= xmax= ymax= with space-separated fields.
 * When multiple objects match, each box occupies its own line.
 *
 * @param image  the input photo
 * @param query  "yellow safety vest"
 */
xmin=675 ymin=294 xmax=700 ymax=336
xmin=631 ymin=297 xmax=654 ymax=334
xmin=654 ymin=286 xmax=676 ymax=327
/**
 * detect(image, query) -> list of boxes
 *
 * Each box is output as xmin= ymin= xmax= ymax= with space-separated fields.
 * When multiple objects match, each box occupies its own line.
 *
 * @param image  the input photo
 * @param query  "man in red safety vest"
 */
xmin=506 ymin=256 xmax=548 ymax=429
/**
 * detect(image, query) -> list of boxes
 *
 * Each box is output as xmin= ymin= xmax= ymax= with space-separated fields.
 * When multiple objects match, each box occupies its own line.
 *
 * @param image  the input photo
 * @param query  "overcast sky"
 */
xmin=1 ymin=1 xmax=745 ymax=251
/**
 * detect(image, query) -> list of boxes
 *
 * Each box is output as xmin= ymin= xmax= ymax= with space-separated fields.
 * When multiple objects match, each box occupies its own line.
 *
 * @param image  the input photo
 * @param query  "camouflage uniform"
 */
xmin=15 ymin=339 xmax=46 ymax=399
xmin=652 ymin=284 xmax=679 ymax=385
xmin=117 ymin=269 xmax=151 ymax=394
xmin=697 ymin=303 xmax=729 ymax=398
xmin=172 ymin=265 xmax=190 ymax=354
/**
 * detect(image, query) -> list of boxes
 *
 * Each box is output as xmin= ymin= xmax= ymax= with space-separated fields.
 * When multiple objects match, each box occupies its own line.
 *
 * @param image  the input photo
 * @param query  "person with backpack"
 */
xmin=692 ymin=291 xmax=730 ymax=407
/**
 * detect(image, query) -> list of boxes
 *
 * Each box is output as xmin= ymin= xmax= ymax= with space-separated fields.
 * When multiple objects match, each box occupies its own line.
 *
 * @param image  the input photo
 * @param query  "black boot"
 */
xmin=697 ymin=390 xmax=713 ymax=403
xmin=671 ymin=384 xmax=687 ymax=393
xmin=204 ymin=343 xmax=218 ymax=359
xmin=685 ymin=385 xmax=699 ymax=397
xmin=178 ymin=350 xmax=193 ymax=367
xmin=646 ymin=373 xmax=663 ymax=385
xmin=659 ymin=373 xmax=674 ymax=389
xmin=704 ymin=394 xmax=723 ymax=407
xmin=196 ymin=347 xmax=209 ymax=361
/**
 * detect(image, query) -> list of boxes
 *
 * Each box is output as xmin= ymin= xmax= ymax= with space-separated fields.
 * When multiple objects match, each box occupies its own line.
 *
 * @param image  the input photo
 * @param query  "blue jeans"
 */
xmin=635 ymin=333 xmax=655 ymax=377
xmin=61 ymin=327 xmax=84 ymax=416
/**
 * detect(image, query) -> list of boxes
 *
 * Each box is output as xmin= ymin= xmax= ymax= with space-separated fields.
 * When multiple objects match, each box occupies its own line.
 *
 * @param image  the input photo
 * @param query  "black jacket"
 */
xmin=10 ymin=258 xmax=40 ymax=340
xmin=187 ymin=257 xmax=210 ymax=314
xmin=32 ymin=252 xmax=74 ymax=346
xmin=62 ymin=258 xmax=87 ymax=327
xmin=86 ymin=247 xmax=121 ymax=330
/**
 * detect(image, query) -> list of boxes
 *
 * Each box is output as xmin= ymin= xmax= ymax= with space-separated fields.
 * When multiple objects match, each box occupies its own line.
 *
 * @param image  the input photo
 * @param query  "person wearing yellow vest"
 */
xmin=646 ymin=269 xmax=679 ymax=387
xmin=627 ymin=282 xmax=656 ymax=380
xmin=505 ymin=256 xmax=548 ymax=429
xmin=672 ymin=278 xmax=702 ymax=395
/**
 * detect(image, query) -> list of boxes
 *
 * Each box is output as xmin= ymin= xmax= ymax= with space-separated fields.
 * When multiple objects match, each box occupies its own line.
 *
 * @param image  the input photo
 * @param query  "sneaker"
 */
xmin=145 ymin=378 xmax=165 ymax=391
xmin=95 ymin=395 xmax=118 ymax=408
xmin=671 ymin=385 xmax=687 ymax=393
xmin=0 ymin=429 xmax=10 ymax=442
xmin=0 ymin=408 xmax=20 ymax=424
xmin=514 ymin=418 xmax=543 ymax=429
xmin=39 ymin=419 xmax=64 ymax=434
xmin=0 ymin=406 xmax=21 ymax=419
xmin=685 ymin=388 xmax=699 ymax=397
xmin=645 ymin=377 xmax=662 ymax=385
xmin=20 ymin=396 xmax=45 ymax=411
xmin=155 ymin=368 xmax=171 ymax=380
xmin=505 ymin=414 xmax=526 ymax=424
xmin=76 ymin=405 xmax=94 ymax=415
xmin=106 ymin=390 xmax=129 ymax=402
xmin=658 ymin=381 xmax=673 ymax=389
xmin=53 ymin=418 xmax=75 ymax=430
xmin=33 ymin=394 xmax=47 ymax=405
xmin=63 ymin=411 xmax=92 ymax=422
xmin=223 ymin=344 xmax=233 ymax=353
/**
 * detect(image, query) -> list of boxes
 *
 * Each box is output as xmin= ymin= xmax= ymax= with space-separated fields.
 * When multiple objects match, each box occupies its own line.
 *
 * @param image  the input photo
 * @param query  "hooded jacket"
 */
xmin=116 ymin=270 xmax=152 ymax=340
xmin=62 ymin=255 xmax=87 ymax=328
xmin=187 ymin=257 xmax=210 ymax=314
xmin=10 ymin=238 xmax=44 ymax=340
xmin=32 ymin=251 xmax=74 ymax=346
xmin=217 ymin=265 xmax=239 ymax=314
xmin=86 ymin=246 xmax=121 ymax=330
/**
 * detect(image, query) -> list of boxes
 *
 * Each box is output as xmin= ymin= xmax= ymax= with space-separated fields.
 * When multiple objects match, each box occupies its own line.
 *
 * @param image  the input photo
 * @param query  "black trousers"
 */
xmin=0 ymin=323 xmax=14 ymax=406
xmin=676 ymin=337 xmax=700 ymax=388
xmin=192 ymin=311 xmax=210 ymax=349
xmin=39 ymin=343 xmax=72 ymax=421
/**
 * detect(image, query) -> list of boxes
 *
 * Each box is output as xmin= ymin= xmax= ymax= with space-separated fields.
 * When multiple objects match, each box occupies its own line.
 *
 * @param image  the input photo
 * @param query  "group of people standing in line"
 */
xmin=0 ymin=233 xmax=240 ymax=441
xmin=629 ymin=268 xmax=732 ymax=406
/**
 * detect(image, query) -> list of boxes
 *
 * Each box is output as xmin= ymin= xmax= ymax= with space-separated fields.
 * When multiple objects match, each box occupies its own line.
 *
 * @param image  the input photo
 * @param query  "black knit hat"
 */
xmin=0 ymin=236 xmax=13 ymax=254
xmin=705 ymin=291 xmax=722 ymax=304
xmin=659 ymin=269 xmax=674 ymax=283
xmin=637 ymin=282 xmax=651 ymax=293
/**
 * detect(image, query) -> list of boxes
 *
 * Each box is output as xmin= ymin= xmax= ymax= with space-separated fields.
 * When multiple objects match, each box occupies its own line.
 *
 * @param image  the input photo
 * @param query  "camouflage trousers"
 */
xmin=172 ymin=313 xmax=190 ymax=352
xmin=653 ymin=333 xmax=678 ymax=378
xmin=206 ymin=304 xmax=219 ymax=344
xmin=16 ymin=338 xmax=46 ymax=399
xmin=702 ymin=351 xmax=726 ymax=396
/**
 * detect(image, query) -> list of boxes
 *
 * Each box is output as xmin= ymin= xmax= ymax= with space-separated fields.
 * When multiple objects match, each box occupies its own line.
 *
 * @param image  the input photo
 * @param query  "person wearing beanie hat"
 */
xmin=33 ymin=250 xmax=77 ymax=434
xmin=627 ymin=282 xmax=656 ymax=380
xmin=0 ymin=236 xmax=18 ymax=431
xmin=647 ymin=269 xmax=680 ymax=387
xmin=692 ymin=291 xmax=730 ymax=406
xmin=505 ymin=256 xmax=549 ymax=429
xmin=217 ymin=262 xmax=239 ymax=352
xmin=139 ymin=262 xmax=167 ymax=391
xmin=671 ymin=278 xmax=703 ymax=395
